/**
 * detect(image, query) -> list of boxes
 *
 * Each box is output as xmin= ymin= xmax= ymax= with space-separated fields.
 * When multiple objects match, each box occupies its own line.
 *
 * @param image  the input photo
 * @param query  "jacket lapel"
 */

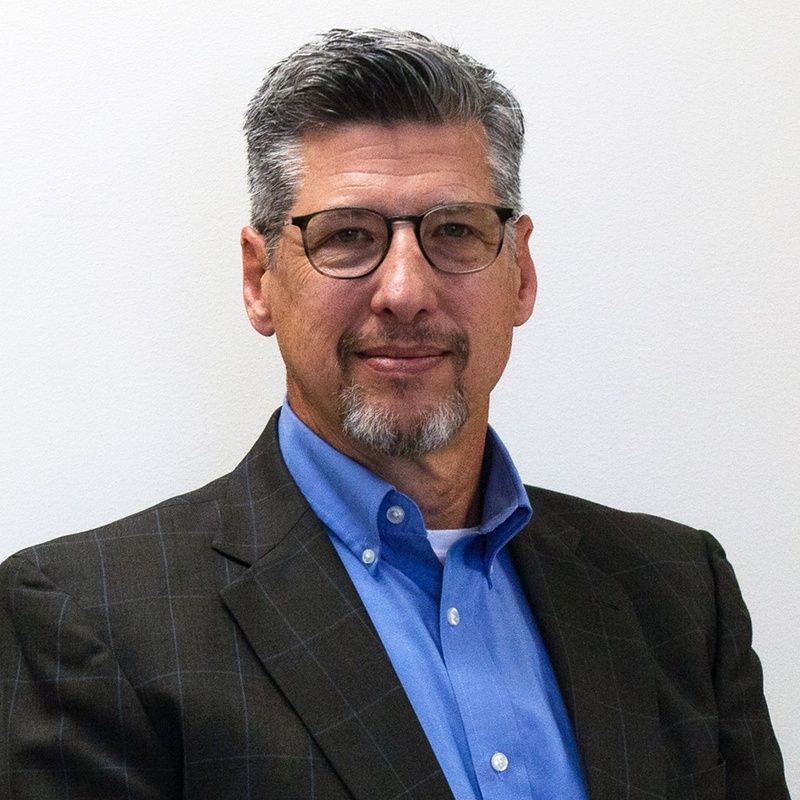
xmin=214 ymin=413 xmax=453 ymax=800
xmin=510 ymin=493 xmax=667 ymax=799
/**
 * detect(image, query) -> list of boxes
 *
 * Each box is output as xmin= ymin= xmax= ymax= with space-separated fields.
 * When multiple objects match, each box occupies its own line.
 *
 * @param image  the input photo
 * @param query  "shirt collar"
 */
xmin=277 ymin=399 xmax=532 ymax=575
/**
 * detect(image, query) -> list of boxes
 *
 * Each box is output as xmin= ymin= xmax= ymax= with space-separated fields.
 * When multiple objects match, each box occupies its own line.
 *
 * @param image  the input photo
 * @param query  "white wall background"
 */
xmin=1 ymin=0 xmax=797 ymax=788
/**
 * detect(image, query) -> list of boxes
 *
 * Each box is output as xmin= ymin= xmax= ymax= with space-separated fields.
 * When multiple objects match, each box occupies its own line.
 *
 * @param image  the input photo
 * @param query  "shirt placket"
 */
xmin=439 ymin=536 xmax=534 ymax=800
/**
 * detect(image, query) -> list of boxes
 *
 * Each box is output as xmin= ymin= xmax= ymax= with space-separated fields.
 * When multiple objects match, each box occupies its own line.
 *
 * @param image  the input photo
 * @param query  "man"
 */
xmin=0 ymin=28 xmax=788 ymax=800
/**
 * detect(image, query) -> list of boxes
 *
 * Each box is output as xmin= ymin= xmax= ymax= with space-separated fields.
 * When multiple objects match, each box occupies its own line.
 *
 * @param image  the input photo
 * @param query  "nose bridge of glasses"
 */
xmin=384 ymin=213 xmax=426 ymax=258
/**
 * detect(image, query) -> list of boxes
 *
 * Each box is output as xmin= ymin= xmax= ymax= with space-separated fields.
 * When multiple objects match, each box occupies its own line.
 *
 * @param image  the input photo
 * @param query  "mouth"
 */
xmin=355 ymin=345 xmax=449 ymax=375
xmin=338 ymin=326 xmax=470 ymax=377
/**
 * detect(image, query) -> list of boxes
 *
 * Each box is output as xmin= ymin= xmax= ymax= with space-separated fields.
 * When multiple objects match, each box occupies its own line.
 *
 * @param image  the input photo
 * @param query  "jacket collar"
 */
xmin=211 ymin=410 xmax=307 ymax=566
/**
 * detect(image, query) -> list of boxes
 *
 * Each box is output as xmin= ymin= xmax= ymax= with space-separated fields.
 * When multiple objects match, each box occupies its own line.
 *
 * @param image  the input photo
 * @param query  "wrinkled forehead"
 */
xmin=292 ymin=121 xmax=497 ymax=215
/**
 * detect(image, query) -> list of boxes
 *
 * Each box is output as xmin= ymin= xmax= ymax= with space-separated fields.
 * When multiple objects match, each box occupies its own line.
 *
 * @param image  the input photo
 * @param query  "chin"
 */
xmin=338 ymin=383 xmax=468 ymax=459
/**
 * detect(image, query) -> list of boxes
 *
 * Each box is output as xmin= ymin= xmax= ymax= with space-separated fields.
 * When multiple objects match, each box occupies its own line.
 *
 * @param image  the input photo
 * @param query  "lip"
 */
xmin=356 ymin=346 xmax=449 ymax=375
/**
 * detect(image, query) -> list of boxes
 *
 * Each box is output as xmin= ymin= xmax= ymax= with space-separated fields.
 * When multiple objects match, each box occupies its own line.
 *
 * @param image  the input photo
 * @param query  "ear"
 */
xmin=241 ymin=226 xmax=275 ymax=336
xmin=511 ymin=214 xmax=537 ymax=327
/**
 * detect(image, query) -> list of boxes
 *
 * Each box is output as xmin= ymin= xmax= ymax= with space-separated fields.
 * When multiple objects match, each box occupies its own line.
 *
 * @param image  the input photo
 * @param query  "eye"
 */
xmin=437 ymin=222 xmax=472 ymax=238
xmin=327 ymin=227 xmax=373 ymax=245
xmin=330 ymin=228 xmax=367 ymax=244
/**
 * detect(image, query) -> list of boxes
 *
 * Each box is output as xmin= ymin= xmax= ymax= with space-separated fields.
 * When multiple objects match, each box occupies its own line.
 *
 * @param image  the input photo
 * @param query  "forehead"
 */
xmin=292 ymin=121 xmax=497 ymax=215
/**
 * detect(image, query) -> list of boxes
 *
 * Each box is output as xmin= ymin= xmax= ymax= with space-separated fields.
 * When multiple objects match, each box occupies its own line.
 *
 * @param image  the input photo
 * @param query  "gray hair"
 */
xmin=244 ymin=29 xmax=525 ymax=254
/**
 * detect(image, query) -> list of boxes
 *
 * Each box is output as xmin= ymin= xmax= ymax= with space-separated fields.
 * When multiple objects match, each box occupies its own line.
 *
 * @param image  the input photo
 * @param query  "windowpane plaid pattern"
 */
xmin=1 ymin=410 xmax=789 ymax=799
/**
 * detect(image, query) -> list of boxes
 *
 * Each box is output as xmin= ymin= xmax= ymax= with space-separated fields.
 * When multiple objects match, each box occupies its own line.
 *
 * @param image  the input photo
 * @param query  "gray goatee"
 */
xmin=336 ymin=325 xmax=470 ymax=459
xmin=339 ymin=383 xmax=468 ymax=459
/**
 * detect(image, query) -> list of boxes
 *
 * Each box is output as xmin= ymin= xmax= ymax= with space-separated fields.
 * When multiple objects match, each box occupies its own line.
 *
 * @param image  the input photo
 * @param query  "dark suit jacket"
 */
xmin=1 ymin=411 xmax=788 ymax=799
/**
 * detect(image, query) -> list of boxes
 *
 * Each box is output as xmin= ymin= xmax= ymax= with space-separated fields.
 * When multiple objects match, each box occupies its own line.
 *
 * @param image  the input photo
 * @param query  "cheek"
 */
xmin=272 ymin=282 xmax=361 ymax=362
xmin=462 ymin=294 xmax=517 ymax=380
xmin=471 ymin=325 xmax=513 ymax=374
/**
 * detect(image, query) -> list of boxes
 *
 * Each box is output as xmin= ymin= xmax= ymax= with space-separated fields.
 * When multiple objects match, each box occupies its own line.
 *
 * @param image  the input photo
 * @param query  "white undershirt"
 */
xmin=425 ymin=526 xmax=481 ymax=564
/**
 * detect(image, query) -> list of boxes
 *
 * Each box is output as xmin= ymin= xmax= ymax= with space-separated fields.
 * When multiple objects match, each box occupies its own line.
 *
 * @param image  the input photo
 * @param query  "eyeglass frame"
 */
xmin=284 ymin=203 xmax=516 ymax=279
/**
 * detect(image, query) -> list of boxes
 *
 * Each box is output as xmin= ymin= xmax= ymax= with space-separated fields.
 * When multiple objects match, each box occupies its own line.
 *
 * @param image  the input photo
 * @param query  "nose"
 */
xmin=368 ymin=221 xmax=439 ymax=323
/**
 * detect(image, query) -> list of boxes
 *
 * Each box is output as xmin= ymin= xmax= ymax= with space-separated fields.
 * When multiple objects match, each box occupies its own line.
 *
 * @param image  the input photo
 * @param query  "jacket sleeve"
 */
xmin=705 ymin=534 xmax=790 ymax=799
xmin=1 ymin=554 xmax=179 ymax=799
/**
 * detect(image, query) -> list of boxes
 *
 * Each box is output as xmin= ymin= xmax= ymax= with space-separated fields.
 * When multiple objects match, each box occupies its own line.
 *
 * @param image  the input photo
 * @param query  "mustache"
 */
xmin=337 ymin=324 xmax=469 ymax=367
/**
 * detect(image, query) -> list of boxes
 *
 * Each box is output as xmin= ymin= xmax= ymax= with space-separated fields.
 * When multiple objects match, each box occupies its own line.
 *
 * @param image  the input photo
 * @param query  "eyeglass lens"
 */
xmin=302 ymin=204 xmax=505 ymax=277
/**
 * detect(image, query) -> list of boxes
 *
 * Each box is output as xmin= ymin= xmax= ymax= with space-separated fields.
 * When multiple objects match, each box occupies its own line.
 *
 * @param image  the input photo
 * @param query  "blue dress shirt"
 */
xmin=278 ymin=401 xmax=588 ymax=799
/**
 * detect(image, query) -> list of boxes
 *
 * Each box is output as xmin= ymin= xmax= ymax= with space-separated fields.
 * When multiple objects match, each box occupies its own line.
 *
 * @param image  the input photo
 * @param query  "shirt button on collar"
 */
xmin=361 ymin=548 xmax=376 ymax=565
xmin=490 ymin=752 xmax=509 ymax=772
xmin=446 ymin=607 xmax=460 ymax=626
xmin=386 ymin=505 xmax=405 ymax=524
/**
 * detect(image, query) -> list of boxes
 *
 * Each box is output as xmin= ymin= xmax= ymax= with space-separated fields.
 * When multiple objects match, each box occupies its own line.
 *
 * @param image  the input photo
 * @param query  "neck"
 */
xmin=325 ymin=412 xmax=488 ymax=531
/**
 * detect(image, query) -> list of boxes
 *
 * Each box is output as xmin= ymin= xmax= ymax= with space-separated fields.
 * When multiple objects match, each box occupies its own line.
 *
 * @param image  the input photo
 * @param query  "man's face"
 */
xmin=242 ymin=121 xmax=536 ymax=460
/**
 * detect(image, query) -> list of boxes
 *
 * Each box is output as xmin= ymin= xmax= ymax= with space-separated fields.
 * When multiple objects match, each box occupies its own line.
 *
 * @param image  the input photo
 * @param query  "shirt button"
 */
xmin=491 ymin=752 xmax=509 ymax=772
xmin=386 ymin=505 xmax=405 ymax=524
xmin=361 ymin=548 xmax=376 ymax=565
xmin=446 ymin=607 xmax=460 ymax=626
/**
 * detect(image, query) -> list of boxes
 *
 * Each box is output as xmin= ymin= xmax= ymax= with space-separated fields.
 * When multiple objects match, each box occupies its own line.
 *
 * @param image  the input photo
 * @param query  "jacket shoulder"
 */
xmin=4 ymin=472 xmax=232 ymax=607
xmin=523 ymin=484 xmax=717 ymax=564
xmin=22 ymin=472 xmax=227 ymax=548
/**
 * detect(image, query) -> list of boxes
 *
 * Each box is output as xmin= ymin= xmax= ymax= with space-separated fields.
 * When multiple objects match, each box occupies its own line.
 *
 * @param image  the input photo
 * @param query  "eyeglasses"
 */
xmin=287 ymin=203 xmax=515 ymax=279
